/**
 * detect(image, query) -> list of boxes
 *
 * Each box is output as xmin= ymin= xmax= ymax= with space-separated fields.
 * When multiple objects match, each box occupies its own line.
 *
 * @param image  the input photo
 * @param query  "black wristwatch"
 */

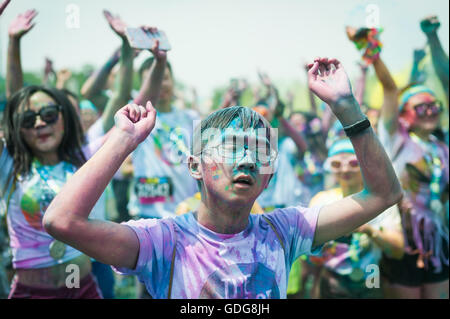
xmin=343 ymin=117 xmax=371 ymax=138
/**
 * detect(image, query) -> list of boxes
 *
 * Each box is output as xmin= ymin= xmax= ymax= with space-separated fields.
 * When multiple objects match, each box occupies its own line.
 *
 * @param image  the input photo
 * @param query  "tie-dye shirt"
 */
xmin=378 ymin=121 xmax=449 ymax=272
xmin=0 ymin=143 xmax=106 ymax=269
xmin=128 ymin=108 xmax=200 ymax=219
xmin=113 ymin=205 xmax=322 ymax=299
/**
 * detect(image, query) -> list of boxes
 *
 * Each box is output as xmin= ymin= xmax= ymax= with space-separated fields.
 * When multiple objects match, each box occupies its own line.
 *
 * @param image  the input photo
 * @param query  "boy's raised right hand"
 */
xmin=114 ymin=101 xmax=157 ymax=149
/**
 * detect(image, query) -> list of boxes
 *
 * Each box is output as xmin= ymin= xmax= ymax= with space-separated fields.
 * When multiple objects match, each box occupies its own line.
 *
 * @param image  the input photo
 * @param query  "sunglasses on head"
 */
xmin=413 ymin=101 xmax=443 ymax=118
xmin=20 ymin=104 xmax=62 ymax=129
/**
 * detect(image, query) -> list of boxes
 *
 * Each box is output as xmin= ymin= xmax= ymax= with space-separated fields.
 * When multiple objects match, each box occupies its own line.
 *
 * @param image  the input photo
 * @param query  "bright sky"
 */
xmin=0 ymin=0 xmax=448 ymax=99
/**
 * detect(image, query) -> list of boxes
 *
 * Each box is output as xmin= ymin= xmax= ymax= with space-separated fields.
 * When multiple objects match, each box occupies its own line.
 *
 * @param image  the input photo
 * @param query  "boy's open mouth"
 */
xmin=232 ymin=175 xmax=254 ymax=186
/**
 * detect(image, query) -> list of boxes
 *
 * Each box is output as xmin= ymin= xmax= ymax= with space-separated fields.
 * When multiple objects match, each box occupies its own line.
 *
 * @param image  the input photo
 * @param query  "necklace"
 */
xmin=409 ymin=132 xmax=444 ymax=216
xmin=31 ymin=159 xmax=75 ymax=262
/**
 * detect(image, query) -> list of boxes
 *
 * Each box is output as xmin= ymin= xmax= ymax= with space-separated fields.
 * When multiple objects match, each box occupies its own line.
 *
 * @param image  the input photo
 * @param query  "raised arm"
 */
xmin=354 ymin=62 xmax=368 ymax=106
xmin=99 ymin=10 xmax=134 ymax=133
xmin=372 ymin=57 xmax=399 ymax=135
xmin=306 ymin=58 xmax=402 ymax=247
xmin=55 ymin=68 xmax=72 ymax=90
xmin=44 ymin=101 xmax=157 ymax=269
xmin=409 ymin=48 xmax=427 ymax=85
xmin=42 ymin=57 xmax=56 ymax=87
xmin=133 ymin=27 xmax=167 ymax=107
xmin=6 ymin=9 xmax=37 ymax=98
xmin=273 ymin=91 xmax=308 ymax=156
xmin=0 ymin=0 xmax=11 ymax=15
xmin=421 ymin=16 xmax=449 ymax=103
xmin=80 ymin=47 xmax=120 ymax=110
xmin=303 ymin=63 xmax=319 ymax=115
xmin=346 ymin=27 xmax=399 ymax=135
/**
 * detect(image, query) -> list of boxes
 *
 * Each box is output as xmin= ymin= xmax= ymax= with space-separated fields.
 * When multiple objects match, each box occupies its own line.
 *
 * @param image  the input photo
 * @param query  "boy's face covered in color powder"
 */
xmin=194 ymin=121 xmax=277 ymax=205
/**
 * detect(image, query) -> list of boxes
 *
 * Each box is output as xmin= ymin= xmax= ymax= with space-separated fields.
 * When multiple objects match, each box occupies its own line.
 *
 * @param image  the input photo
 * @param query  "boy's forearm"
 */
xmin=313 ymin=98 xmax=402 ymax=247
xmin=6 ymin=37 xmax=23 ymax=98
xmin=134 ymin=57 xmax=166 ymax=107
xmin=336 ymin=97 xmax=401 ymax=203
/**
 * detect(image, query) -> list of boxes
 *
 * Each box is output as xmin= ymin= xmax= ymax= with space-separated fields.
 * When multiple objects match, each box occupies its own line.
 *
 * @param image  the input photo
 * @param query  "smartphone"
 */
xmin=125 ymin=27 xmax=171 ymax=51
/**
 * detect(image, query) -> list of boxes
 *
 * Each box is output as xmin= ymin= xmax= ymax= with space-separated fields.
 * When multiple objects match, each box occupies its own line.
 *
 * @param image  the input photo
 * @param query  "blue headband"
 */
xmin=328 ymin=138 xmax=355 ymax=157
xmin=399 ymin=85 xmax=436 ymax=112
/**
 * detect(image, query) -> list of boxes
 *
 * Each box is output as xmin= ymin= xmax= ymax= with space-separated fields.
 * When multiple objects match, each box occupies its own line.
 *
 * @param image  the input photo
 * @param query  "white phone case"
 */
xmin=125 ymin=27 xmax=171 ymax=51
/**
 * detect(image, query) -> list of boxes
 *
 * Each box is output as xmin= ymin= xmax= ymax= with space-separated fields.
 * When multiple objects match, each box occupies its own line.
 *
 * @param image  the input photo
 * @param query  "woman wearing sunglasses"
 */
xmin=302 ymin=138 xmax=404 ymax=298
xmin=0 ymin=85 xmax=102 ymax=298
xmin=377 ymin=84 xmax=449 ymax=299
xmin=364 ymin=30 xmax=449 ymax=297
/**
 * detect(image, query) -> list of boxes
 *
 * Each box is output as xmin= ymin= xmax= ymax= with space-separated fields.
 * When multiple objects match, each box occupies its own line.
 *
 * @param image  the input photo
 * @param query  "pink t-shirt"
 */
xmin=114 ymin=205 xmax=322 ymax=299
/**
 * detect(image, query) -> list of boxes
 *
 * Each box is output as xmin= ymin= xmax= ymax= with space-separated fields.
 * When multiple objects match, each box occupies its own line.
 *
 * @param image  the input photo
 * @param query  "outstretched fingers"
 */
xmin=307 ymin=61 xmax=320 ymax=76
xmin=103 ymin=9 xmax=113 ymax=21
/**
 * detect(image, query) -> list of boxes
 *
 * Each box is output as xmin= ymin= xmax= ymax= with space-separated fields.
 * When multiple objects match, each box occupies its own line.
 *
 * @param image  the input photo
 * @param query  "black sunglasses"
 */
xmin=20 ymin=104 xmax=62 ymax=129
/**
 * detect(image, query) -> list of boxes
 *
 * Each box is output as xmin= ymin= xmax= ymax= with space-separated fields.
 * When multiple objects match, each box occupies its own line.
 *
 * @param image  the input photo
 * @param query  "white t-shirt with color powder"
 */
xmin=128 ymin=108 xmax=200 ymax=219
xmin=114 ymin=205 xmax=322 ymax=299
xmin=0 ymin=140 xmax=106 ymax=269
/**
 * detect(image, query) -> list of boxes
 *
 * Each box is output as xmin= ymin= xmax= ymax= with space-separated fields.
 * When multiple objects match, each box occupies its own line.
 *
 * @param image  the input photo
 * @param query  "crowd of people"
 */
xmin=0 ymin=0 xmax=448 ymax=299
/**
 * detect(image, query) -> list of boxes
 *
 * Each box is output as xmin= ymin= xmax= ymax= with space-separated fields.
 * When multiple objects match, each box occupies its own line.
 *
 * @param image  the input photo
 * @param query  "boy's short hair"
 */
xmin=192 ymin=106 xmax=273 ymax=156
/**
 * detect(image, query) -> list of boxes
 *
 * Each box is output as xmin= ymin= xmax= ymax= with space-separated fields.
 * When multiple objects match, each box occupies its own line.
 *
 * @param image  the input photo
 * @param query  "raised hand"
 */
xmin=44 ymin=57 xmax=55 ymax=77
xmin=307 ymin=57 xmax=353 ymax=108
xmin=257 ymin=70 xmax=272 ymax=87
xmin=56 ymin=68 xmax=72 ymax=89
xmin=141 ymin=26 xmax=167 ymax=60
xmin=420 ymin=15 xmax=440 ymax=35
xmin=0 ymin=0 xmax=11 ymax=16
xmin=57 ymin=68 xmax=72 ymax=82
xmin=413 ymin=48 xmax=426 ymax=64
xmin=114 ymin=101 xmax=157 ymax=147
xmin=103 ymin=9 xmax=127 ymax=39
xmin=8 ymin=9 xmax=37 ymax=39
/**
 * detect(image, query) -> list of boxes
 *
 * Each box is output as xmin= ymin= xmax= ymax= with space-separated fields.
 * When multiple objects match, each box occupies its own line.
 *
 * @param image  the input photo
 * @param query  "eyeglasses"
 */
xmin=203 ymin=142 xmax=278 ymax=166
xmin=413 ymin=101 xmax=443 ymax=118
xmin=328 ymin=158 xmax=359 ymax=172
xmin=20 ymin=105 xmax=62 ymax=129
